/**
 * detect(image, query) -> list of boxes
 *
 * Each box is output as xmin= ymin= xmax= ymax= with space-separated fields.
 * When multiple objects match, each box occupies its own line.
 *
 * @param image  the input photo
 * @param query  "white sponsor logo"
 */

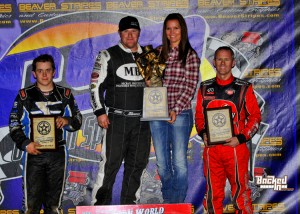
xmin=116 ymin=63 xmax=143 ymax=81
xmin=255 ymin=175 xmax=294 ymax=191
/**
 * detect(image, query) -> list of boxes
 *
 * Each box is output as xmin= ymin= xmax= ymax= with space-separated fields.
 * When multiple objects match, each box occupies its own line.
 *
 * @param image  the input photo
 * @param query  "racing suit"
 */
xmin=90 ymin=42 xmax=151 ymax=205
xmin=9 ymin=83 xmax=82 ymax=214
xmin=195 ymin=75 xmax=261 ymax=214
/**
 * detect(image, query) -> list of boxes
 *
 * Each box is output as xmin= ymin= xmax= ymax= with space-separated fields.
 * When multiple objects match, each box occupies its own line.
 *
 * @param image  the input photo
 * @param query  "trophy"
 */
xmin=136 ymin=45 xmax=170 ymax=121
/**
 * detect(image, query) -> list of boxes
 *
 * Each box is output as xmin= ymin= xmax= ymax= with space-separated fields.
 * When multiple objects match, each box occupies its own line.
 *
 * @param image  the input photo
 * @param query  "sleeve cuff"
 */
xmin=21 ymin=139 xmax=31 ymax=151
xmin=199 ymin=130 xmax=206 ymax=141
xmin=236 ymin=134 xmax=247 ymax=144
xmin=94 ymin=108 xmax=106 ymax=117
xmin=171 ymin=107 xmax=180 ymax=115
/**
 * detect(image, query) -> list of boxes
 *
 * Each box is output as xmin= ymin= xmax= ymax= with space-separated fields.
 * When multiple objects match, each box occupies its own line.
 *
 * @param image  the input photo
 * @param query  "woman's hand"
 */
xmin=145 ymin=79 xmax=151 ymax=87
xmin=168 ymin=111 xmax=176 ymax=124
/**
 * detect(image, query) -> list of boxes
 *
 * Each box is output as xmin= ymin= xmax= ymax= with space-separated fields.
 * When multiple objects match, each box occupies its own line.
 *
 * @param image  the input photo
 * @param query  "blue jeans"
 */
xmin=150 ymin=109 xmax=193 ymax=203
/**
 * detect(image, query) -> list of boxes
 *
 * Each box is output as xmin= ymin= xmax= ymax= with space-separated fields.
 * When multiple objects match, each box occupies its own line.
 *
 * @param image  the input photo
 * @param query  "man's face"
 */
xmin=213 ymin=49 xmax=236 ymax=79
xmin=119 ymin=28 xmax=140 ymax=52
xmin=32 ymin=61 xmax=55 ymax=90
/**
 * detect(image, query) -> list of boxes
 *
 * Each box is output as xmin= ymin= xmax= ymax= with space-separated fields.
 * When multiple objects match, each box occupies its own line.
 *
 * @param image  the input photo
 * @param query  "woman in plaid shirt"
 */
xmin=150 ymin=13 xmax=200 ymax=203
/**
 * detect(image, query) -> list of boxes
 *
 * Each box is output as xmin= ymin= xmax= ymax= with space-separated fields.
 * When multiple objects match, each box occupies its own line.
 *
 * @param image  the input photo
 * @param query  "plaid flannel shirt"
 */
xmin=163 ymin=47 xmax=200 ymax=115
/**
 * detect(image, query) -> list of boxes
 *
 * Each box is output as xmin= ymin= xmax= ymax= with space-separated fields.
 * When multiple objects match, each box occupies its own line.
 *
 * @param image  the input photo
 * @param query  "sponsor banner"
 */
xmin=0 ymin=0 xmax=298 ymax=214
xmin=76 ymin=203 xmax=192 ymax=214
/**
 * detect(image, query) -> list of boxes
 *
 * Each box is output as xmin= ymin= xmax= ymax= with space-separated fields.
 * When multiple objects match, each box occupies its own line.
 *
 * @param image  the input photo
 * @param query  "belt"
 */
xmin=108 ymin=107 xmax=142 ymax=117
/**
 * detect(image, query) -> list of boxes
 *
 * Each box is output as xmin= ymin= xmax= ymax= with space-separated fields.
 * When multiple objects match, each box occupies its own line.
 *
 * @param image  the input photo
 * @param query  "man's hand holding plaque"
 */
xmin=135 ymin=45 xmax=170 ymax=121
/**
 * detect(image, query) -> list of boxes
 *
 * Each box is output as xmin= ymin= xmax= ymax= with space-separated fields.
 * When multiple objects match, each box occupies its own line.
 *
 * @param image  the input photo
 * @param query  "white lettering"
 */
xmin=255 ymin=175 xmax=289 ymax=191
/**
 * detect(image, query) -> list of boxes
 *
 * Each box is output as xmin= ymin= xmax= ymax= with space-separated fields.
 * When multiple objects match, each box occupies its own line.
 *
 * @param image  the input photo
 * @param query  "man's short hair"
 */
xmin=32 ymin=54 xmax=56 ymax=71
xmin=214 ymin=46 xmax=235 ymax=59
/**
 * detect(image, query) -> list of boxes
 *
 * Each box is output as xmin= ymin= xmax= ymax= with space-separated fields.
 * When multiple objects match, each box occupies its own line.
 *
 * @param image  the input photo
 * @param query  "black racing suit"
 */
xmin=90 ymin=42 xmax=151 ymax=205
xmin=9 ymin=84 xmax=82 ymax=214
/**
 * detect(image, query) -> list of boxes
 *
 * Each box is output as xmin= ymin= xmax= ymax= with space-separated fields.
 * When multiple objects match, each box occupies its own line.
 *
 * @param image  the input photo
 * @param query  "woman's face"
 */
xmin=165 ymin=19 xmax=181 ymax=48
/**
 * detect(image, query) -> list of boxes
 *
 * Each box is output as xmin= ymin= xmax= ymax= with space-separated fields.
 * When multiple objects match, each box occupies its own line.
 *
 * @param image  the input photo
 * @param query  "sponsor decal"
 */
xmin=0 ymin=211 xmax=19 ymax=214
xmin=0 ymin=4 xmax=12 ymax=13
xmin=91 ymin=72 xmax=99 ymax=79
xmin=64 ymin=171 xmax=89 ymax=205
xmin=13 ymin=101 xmax=18 ymax=108
xmin=124 ymin=111 xmax=141 ymax=117
xmin=103 ymin=51 xmax=109 ymax=58
xmin=241 ymin=32 xmax=262 ymax=45
xmin=255 ymin=175 xmax=294 ymax=191
xmin=256 ymin=137 xmax=283 ymax=158
xmin=225 ymin=89 xmax=235 ymax=95
xmin=76 ymin=203 xmax=191 ymax=214
xmin=147 ymin=0 xmax=189 ymax=9
xmin=116 ymin=63 xmax=143 ymax=81
xmin=65 ymin=88 xmax=71 ymax=97
xmin=203 ymin=96 xmax=215 ymax=100
xmin=206 ymin=87 xmax=214 ymax=95
xmin=90 ymin=84 xmax=96 ymax=89
xmin=252 ymin=203 xmax=285 ymax=213
xmin=20 ymin=89 xmax=26 ymax=99
xmin=18 ymin=2 xmax=101 ymax=12
xmin=114 ymin=109 xmax=123 ymax=114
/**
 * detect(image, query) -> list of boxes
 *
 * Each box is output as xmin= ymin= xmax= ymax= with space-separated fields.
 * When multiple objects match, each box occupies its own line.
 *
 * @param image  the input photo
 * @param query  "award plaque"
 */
xmin=205 ymin=106 xmax=234 ymax=145
xmin=136 ymin=45 xmax=170 ymax=121
xmin=30 ymin=115 xmax=58 ymax=151
xmin=141 ymin=87 xmax=170 ymax=121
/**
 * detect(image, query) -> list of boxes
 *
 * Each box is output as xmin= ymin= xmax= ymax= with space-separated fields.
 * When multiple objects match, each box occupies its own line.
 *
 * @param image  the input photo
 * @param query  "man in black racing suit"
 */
xmin=90 ymin=16 xmax=151 ymax=205
xmin=9 ymin=54 xmax=82 ymax=214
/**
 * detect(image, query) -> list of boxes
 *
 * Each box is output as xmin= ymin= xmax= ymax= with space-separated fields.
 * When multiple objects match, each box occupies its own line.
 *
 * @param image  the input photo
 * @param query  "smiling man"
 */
xmin=90 ymin=16 xmax=151 ymax=205
xmin=195 ymin=46 xmax=261 ymax=214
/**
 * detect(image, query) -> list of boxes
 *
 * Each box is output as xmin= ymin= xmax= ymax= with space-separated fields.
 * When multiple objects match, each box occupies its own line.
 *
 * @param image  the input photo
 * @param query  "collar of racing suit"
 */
xmin=216 ymin=74 xmax=234 ymax=86
xmin=118 ymin=41 xmax=143 ymax=54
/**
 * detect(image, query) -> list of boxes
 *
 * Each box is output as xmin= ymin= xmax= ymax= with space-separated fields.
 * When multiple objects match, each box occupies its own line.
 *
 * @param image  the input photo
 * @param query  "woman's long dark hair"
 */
xmin=160 ymin=13 xmax=192 ymax=66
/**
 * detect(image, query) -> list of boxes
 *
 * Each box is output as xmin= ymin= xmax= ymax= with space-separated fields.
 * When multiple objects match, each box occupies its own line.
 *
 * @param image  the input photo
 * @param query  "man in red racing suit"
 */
xmin=195 ymin=46 xmax=261 ymax=214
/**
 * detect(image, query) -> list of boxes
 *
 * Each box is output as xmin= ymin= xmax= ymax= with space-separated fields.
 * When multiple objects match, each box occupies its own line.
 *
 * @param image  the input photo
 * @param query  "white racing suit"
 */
xmin=90 ymin=42 xmax=151 ymax=205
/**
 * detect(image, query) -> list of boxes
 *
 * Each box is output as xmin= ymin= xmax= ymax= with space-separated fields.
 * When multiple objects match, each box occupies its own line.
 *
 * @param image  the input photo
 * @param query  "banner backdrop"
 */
xmin=0 ymin=1 xmax=299 ymax=213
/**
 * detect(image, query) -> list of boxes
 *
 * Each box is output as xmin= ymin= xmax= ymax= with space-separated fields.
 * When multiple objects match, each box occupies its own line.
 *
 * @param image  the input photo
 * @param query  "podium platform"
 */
xmin=76 ymin=203 xmax=192 ymax=214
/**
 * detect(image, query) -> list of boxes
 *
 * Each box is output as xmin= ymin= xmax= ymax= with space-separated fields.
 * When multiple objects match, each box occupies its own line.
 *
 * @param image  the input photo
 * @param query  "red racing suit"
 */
xmin=195 ymin=75 xmax=261 ymax=214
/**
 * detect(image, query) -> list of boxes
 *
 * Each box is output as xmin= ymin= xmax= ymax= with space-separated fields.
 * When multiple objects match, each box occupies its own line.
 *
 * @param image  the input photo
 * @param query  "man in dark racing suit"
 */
xmin=9 ymin=54 xmax=82 ymax=214
xmin=90 ymin=16 xmax=151 ymax=205
xmin=195 ymin=46 xmax=261 ymax=214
